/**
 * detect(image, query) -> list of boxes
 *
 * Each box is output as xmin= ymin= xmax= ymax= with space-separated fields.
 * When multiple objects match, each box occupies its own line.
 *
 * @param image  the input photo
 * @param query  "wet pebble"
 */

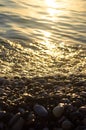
xmin=11 ymin=117 xmax=24 ymax=130
xmin=9 ymin=112 xmax=21 ymax=126
xmin=53 ymin=127 xmax=59 ymax=130
xmin=0 ymin=122 xmax=4 ymax=130
xmin=62 ymin=120 xmax=73 ymax=130
xmin=33 ymin=104 xmax=48 ymax=117
xmin=61 ymin=98 xmax=70 ymax=103
xmin=18 ymin=107 xmax=25 ymax=114
xmin=43 ymin=127 xmax=49 ymax=130
xmin=0 ymin=111 xmax=6 ymax=119
xmin=58 ymin=116 xmax=66 ymax=125
xmin=72 ymin=99 xmax=82 ymax=108
xmin=75 ymin=126 xmax=86 ymax=130
xmin=53 ymin=103 xmax=64 ymax=118
xmin=29 ymin=128 xmax=35 ymax=130
xmin=27 ymin=112 xmax=35 ymax=125
xmin=82 ymin=118 xmax=86 ymax=126
xmin=69 ymin=111 xmax=83 ymax=124
xmin=79 ymin=106 xmax=86 ymax=114
xmin=81 ymin=91 xmax=86 ymax=97
xmin=0 ymin=78 xmax=6 ymax=85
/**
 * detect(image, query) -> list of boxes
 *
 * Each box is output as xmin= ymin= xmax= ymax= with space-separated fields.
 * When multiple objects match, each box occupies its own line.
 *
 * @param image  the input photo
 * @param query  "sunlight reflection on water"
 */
xmin=0 ymin=0 xmax=86 ymax=77
xmin=0 ymin=0 xmax=86 ymax=44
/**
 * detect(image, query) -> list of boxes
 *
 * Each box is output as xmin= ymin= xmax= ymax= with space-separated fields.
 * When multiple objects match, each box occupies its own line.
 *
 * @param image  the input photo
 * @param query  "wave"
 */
xmin=0 ymin=37 xmax=86 ymax=78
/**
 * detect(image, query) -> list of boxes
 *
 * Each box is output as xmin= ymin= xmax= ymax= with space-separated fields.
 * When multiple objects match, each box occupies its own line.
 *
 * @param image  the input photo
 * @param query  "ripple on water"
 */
xmin=0 ymin=38 xmax=86 ymax=78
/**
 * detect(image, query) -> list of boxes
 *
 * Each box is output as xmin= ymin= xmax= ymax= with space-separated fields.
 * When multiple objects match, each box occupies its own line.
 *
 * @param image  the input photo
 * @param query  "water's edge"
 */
xmin=0 ymin=37 xmax=86 ymax=78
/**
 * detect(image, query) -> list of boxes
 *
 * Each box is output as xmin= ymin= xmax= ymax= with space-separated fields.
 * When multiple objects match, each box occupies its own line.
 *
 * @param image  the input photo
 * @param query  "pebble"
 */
xmin=58 ymin=116 xmax=66 ymax=124
xmin=0 ymin=122 xmax=4 ymax=129
xmin=62 ymin=120 xmax=73 ymax=130
xmin=29 ymin=128 xmax=35 ymax=130
xmin=82 ymin=118 xmax=86 ymax=125
xmin=75 ymin=126 xmax=86 ymax=130
xmin=43 ymin=127 xmax=49 ymax=130
xmin=33 ymin=104 xmax=48 ymax=117
xmin=0 ymin=111 xmax=6 ymax=119
xmin=18 ymin=107 xmax=25 ymax=114
xmin=9 ymin=112 xmax=21 ymax=126
xmin=53 ymin=128 xmax=62 ymax=130
xmin=12 ymin=117 xmax=24 ymax=130
xmin=61 ymin=98 xmax=70 ymax=103
xmin=70 ymin=111 xmax=83 ymax=123
xmin=36 ymin=78 xmax=46 ymax=84
xmin=0 ymin=76 xmax=85 ymax=130
xmin=0 ymin=78 xmax=5 ymax=85
xmin=79 ymin=106 xmax=86 ymax=114
xmin=81 ymin=91 xmax=86 ymax=97
xmin=53 ymin=103 xmax=64 ymax=118
xmin=27 ymin=112 xmax=35 ymax=125
xmin=72 ymin=99 xmax=82 ymax=108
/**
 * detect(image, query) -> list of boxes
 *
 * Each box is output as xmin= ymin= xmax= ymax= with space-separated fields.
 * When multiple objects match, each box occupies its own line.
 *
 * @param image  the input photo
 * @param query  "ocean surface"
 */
xmin=0 ymin=0 xmax=86 ymax=78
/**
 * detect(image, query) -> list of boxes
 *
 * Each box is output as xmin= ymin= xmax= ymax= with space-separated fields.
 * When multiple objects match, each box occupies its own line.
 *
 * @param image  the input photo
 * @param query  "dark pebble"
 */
xmin=33 ymin=104 xmax=48 ymax=117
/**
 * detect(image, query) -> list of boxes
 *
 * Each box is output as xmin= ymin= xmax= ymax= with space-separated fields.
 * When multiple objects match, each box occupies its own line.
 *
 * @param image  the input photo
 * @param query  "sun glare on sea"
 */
xmin=45 ymin=0 xmax=57 ymax=8
xmin=40 ymin=0 xmax=61 ymax=54
xmin=45 ymin=0 xmax=64 ymax=18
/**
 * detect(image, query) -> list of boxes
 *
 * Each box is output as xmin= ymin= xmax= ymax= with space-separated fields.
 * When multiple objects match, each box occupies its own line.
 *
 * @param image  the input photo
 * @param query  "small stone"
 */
xmin=53 ymin=103 xmax=64 ymax=118
xmin=0 ymin=122 xmax=4 ymax=129
xmin=23 ymin=93 xmax=32 ymax=97
xmin=0 ymin=78 xmax=5 ymax=85
xmin=62 ymin=120 xmax=73 ymax=130
xmin=33 ymin=104 xmax=48 ymax=117
xmin=9 ymin=112 xmax=21 ymax=126
xmin=18 ymin=108 xmax=25 ymax=114
xmin=1 ymin=112 xmax=13 ymax=123
xmin=75 ymin=126 xmax=86 ymax=130
xmin=69 ymin=111 xmax=83 ymax=123
xmin=61 ymin=98 xmax=70 ymax=103
xmin=82 ymin=118 xmax=86 ymax=125
xmin=53 ymin=127 xmax=62 ymax=130
xmin=29 ymin=128 xmax=35 ymax=130
xmin=27 ymin=112 xmax=35 ymax=125
xmin=43 ymin=127 xmax=49 ymax=130
xmin=0 ymin=111 xmax=6 ymax=119
xmin=58 ymin=116 xmax=66 ymax=124
xmin=12 ymin=117 xmax=24 ymax=130
xmin=72 ymin=99 xmax=82 ymax=108
xmin=81 ymin=91 xmax=86 ymax=97
xmin=37 ymin=78 xmax=46 ymax=84
xmin=79 ymin=106 xmax=86 ymax=114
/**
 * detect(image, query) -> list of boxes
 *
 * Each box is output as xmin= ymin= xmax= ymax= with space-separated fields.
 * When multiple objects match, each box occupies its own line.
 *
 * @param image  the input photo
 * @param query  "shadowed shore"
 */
xmin=0 ymin=74 xmax=86 ymax=130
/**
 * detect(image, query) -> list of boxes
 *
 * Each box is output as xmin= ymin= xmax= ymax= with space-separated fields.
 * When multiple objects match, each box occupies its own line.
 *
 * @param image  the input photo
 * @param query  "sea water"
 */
xmin=0 ymin=0 xmax=86 ymax=78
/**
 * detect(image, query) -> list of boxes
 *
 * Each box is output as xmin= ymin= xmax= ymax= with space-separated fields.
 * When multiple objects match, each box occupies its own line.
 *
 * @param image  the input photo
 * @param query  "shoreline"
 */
xmin=0 ymin=38 xmax=86 ymax=78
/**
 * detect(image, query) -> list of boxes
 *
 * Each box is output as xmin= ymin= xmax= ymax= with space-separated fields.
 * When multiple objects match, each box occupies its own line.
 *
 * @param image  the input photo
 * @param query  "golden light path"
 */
xmin=41 ymin=0 xmax=64 ymax=55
